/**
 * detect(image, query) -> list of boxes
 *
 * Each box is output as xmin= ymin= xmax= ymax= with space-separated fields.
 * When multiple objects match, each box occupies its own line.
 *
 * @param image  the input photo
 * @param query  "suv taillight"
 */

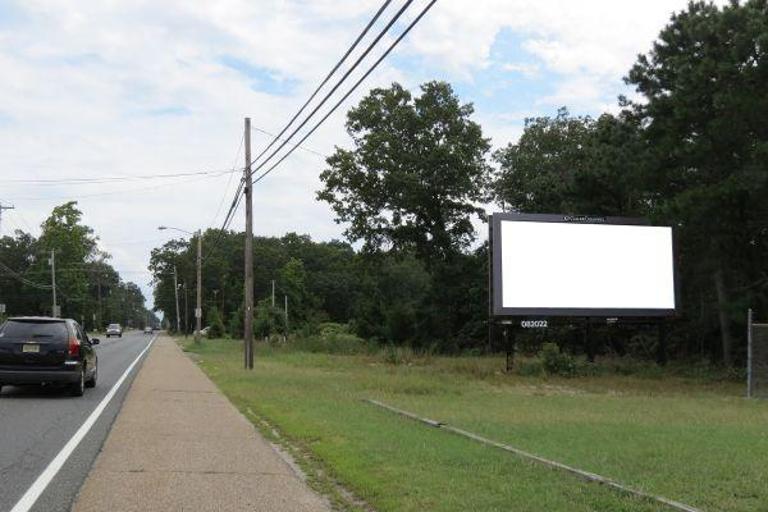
xmin=68 ymin=337 xmax=80 ymax=357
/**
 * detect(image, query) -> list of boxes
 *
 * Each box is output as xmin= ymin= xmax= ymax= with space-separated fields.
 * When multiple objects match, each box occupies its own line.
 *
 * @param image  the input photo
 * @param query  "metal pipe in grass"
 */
xmin=364 ymin=399 xmax=701 ymax=512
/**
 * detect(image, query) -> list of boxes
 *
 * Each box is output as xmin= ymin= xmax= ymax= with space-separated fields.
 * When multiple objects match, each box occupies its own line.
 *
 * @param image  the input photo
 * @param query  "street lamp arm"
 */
xmin=158 ymin=225 xmax=196 ymax=236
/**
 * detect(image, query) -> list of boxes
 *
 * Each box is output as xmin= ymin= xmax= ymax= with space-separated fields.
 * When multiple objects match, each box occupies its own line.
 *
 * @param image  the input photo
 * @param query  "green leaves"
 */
xmin=318 ymin=81 xmax=491 ymax=264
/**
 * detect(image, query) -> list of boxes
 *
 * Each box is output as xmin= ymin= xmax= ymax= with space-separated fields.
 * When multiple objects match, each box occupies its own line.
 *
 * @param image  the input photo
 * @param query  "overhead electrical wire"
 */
xmin=250 ymin=125 xmax=327 ymax=159
xmin=248 ymin=0 xmax=394 ymax=170
xmin=254 ymin=0 xmax=439 ymax=185
xmin=208 ymin=133 xmax=245 ymax=229
xmin=0 ymin=259 xmax=53 ymax=290
xmin=158 ymin=0 xmax=436 ymax=270
xmin=248 ymin=0 xmax=412 ymax=173
xmin=10 ymin=169 xmax=236 ymax=202
xmin=0 ymin=168 xmax=240 ymax=185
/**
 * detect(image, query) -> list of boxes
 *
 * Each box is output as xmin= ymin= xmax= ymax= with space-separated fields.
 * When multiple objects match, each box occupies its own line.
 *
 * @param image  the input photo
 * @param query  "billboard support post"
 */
xmin=747 ymin=308 xmax=753 ymax=398
xmin=487 ymin=214 xmax=494 ymax=354
xmin=503 ymin=326 xmax=515 ymax=373
xmin=657 ymin=321 xmax=668 ymax=366
xmin=584 ymin=319 xmax=594 ymax=363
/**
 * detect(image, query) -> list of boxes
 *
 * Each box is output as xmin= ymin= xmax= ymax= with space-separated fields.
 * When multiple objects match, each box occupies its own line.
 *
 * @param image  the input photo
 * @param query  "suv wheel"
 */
xmin=85 ymin=365 xmax=97 ymax=388
xmin=70 ymin=367 xmax=85 ymax=397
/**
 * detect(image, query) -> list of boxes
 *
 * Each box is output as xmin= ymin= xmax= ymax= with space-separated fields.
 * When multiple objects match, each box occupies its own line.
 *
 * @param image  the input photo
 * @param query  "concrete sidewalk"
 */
xmin=73 ymin=336 xmax=331 ymax=512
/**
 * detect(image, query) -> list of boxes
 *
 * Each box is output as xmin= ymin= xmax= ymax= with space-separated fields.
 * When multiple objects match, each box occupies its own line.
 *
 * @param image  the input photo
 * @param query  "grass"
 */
xmin=182 ymin=339 xmax=768 ymax=512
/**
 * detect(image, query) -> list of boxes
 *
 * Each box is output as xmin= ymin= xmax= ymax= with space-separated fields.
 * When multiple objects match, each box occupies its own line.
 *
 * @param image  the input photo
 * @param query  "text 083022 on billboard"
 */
xmin=490 ymin=213 xmax=677 ymax=318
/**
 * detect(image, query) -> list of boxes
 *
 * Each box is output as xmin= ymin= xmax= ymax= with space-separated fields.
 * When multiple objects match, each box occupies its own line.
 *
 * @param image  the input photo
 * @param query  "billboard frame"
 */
xmin=490 ymin=212 xmax=679 ymax=319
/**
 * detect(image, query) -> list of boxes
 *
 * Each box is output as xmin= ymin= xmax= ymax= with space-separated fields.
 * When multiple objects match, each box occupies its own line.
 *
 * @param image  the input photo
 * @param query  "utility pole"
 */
xmin=173 ymin=265 xmax=181 ymax=334
xmin=183 ymin=281 xmax=189 ymax=338
xmin=50 ymin=249 xmax=58 ymax=317
xmin=244 ymin=117 xmax=254 ymax=369
xmin=0 ymin=202 xmax=15 ymax=235
xmin=195 ymin=229 xmax=202 ymax=343
xmin=96 ymin=272 xmax=102 ymax=331
xmin=284 ymin=294 xmax=288 ymax=336
xmin=271 ymin=280 xmax=275 ymax=307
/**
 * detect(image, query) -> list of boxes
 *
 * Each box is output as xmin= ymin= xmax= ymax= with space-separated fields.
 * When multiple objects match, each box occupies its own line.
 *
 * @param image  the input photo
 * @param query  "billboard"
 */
xmin=491 ymin=213 xmax=677 ymax=317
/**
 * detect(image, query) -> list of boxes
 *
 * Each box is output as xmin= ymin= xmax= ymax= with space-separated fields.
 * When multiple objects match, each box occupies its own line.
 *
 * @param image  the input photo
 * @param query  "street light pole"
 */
xmin=173 ymin=265 xmax=181 ymax=334
xmin=195 ymin=229 xmax=202 ymax=343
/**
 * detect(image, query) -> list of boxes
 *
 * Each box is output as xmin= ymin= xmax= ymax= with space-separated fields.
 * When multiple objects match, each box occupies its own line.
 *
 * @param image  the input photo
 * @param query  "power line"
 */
xmin=254 ymin=0 xmax=439 ymax=185
xmin=208 ymin=133 xmax=245 ymax=229
xmin=0 ymin=259 xmax=53 ymax=290
xmin=248 ymin=0 xmax=412 ymax=173
xmin=0 ymin=168 xmax=240 ymax=185
xmin=8 ymin=169 xmax=236 ymax=202
xmin=250 ymin=125 xmax=328 ymax=159
xmin=248 ymin=0 xmax=394 ymax=171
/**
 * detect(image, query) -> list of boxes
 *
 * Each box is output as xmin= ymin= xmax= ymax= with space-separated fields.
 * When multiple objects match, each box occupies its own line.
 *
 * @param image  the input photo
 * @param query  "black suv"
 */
xmin=0 ymin=316 xmax=99 ymax=396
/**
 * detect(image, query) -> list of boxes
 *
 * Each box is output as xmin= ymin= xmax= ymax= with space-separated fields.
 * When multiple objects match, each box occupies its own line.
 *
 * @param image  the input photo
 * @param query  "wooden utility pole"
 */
xmin=173 ymin=265 xmax=181 ymax=334
xmin=284 ymin=295 xmax=288 ymax=335
xmin=183 ymin=281 xmax=189 ymax=338
xmin=0 ymin=202 xmax=15 ymax=235
xmin=244 ymin=117 xmax=254 ymax=369
xmin=50 ymin=249 xmax=58 ymax=317
xmin=195 ymin=230 xmax=202 ymax=343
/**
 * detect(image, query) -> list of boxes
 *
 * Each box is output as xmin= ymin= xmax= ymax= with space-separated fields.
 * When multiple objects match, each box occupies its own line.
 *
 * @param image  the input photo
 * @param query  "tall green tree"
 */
xmin=626 ymin=0 xmax=768 ymax=365
xmin=494 ymin=108 xmax=647 ymax=217
xmin=317 ymin=81 xmax=492 ymax=264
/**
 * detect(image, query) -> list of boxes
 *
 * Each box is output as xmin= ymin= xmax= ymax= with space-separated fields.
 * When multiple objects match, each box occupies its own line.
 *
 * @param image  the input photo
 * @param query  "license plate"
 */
xmin=22 ymin=344 xmax=40 ymax=353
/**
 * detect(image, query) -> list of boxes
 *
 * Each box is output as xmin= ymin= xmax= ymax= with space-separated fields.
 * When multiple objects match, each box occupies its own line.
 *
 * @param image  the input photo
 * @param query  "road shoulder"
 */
xmin=72 ymin=335 xmax=331 ymax=512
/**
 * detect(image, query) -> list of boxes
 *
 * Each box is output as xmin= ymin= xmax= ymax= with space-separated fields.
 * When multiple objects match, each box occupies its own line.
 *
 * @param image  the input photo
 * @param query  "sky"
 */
xmin=0 ymin=0 xmax=721 ymax=312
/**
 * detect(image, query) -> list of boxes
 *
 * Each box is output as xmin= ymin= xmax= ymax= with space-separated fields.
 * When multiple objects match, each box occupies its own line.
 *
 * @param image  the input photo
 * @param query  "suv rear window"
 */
xmin=108 ymin=324 xmax=120 ymax=329
xmin=0 ymin=320 xmax=69 ymax=339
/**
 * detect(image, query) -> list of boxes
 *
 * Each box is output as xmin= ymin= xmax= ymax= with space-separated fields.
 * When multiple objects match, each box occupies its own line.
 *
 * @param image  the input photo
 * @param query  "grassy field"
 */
xmin=182 ymin=339 xmax=767 ymax=512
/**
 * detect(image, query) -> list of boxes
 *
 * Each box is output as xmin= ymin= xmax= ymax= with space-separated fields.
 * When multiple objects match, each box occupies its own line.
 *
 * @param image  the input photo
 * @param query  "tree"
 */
xmin=494 ymin=108 xmax=647 ymax=217
xmin=35 ymin=201 xmax=98 ymax=318
xmin=625 ymin=0 xmax=768 ymax=365
xmin=318 ymin=81 xmax=491 ymax=265
xmin=206 ymin=306 xmax=226 ymax=338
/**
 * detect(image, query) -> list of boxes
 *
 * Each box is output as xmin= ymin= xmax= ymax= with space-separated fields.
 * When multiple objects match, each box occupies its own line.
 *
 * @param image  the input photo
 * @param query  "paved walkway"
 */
xmin=73 ymin=336 xmax=331 ymax=512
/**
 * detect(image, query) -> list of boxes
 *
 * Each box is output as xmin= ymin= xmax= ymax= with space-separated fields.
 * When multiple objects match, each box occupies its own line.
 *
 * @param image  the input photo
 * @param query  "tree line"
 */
xmin=153 ymin=1 xmax=764 ymax=364
xmin=0 ymin=202 xmax=155 ymax=330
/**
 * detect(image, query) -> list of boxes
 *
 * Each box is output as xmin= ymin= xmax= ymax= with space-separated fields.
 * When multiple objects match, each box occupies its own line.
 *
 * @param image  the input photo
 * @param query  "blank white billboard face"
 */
xmin=499 ymin=220 xmax=675 ymax=312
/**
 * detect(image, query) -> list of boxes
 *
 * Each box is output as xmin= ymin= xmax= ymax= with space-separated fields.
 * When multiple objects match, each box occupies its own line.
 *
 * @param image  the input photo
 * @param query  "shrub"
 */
xmin=291 ymin=327 xmax=370 ymax=355
xmin=206 ymin=307 xmax=226 ymax=339
xmin=540 ymin=342 xmax=576 ymax=377
xmin=381 ymin=344 xmax=416 ymax=365
xmin=517 ymin=358 xmax=545 ymax=377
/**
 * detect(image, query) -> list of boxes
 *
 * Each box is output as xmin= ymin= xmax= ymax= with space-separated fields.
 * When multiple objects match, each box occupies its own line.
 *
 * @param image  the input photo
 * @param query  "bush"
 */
xmin=291 ymin=327 xmax=370 ymax=355
xmin=381 ymin=344 xmax=416 ymax=365
xmin=206 ymin=307 xmax=226 ymax=339
xmin=540 ymin=342 xmax=576 ymax=377
xmin=517 ymin=358 xmax=545 ymax=377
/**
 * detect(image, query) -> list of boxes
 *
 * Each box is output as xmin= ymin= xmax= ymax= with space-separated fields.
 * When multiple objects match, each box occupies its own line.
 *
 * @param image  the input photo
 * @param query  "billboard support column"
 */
xmin=487 ymin=214 xmax=494 ymax=353
xmin=503 ymin=326 xmax=515 ymax=372
xmin=657 ymin=321 xmax=668 ymax=366
xmin=584 ymin=319 xmax=595 ymax=363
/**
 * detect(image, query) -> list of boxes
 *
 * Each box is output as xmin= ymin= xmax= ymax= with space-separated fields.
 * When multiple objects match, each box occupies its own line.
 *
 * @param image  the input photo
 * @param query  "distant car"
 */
xmin=106 ymin=323 xmax=123 ymax=338
xmin=199 ymin=326 xmax=211 ymax=337
xmin=144 ymin=326 xmax=152 ymax=334
xmin=0 ymin=316 xmax=99 ymax=396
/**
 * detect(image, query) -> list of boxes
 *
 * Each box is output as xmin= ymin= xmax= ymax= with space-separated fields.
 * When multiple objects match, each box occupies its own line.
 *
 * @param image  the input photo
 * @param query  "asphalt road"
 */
xmin=0 ymin=330 xmax=155 ymax=512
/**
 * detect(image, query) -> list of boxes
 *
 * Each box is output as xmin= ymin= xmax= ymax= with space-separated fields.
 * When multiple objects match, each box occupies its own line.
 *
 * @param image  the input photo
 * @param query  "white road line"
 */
xmin=10 ymin=334 xmax=157 ymax=512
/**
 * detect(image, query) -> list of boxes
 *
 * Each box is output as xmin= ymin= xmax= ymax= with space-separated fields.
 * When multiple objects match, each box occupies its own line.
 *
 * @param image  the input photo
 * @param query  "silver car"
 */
xmin=106 ymin=323 xmax=123 ymax=338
